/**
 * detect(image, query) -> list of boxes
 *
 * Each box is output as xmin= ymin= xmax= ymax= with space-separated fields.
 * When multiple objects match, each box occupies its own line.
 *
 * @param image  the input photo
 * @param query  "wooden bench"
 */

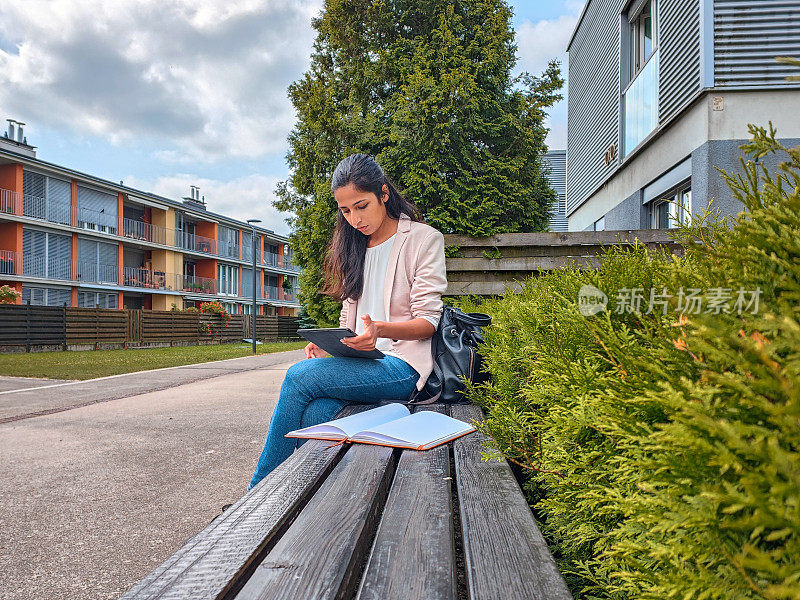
xmin=121 ymin=404 xmax=572 ymax=600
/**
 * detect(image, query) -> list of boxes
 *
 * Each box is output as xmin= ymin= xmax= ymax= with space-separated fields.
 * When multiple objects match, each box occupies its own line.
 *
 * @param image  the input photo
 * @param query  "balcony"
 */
xmin=218 ymin=240 xmax=240 ymax=260
xmin=123 ymin=218 xmax=169 ymax=245
xmin=123 ymin=267 xmax=178 ymax=291
xmin=261 ymin=252 xmax=301 ymax=272
xmin=0 ymin=250 xmax=18 ymax=275
xmin=77 ymin=261 xmax=119 ymax=284
xmin=181 ymin=275 xmax=218 ymax=295
xmin=176 ymin=231 xmax=217 ymax=255
xmin=623 ymin=49 xmax=659 ymax=156
xmin=22 ymin=255 xmax=72 ymax=281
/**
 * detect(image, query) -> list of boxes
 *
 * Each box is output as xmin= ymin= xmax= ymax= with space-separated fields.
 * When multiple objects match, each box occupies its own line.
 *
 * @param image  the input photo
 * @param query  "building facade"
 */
xmin=0 ymin=127 xmax=301 ymax=315
xmin=543 ymin=150 xmax=568 ymax=232
xmin=566 ymin=0 xmax=800 ymax=231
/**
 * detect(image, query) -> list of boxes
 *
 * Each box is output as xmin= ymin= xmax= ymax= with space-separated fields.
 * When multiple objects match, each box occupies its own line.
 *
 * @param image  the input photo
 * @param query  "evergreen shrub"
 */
xmin=465 ymin=126 xmax=800 ymax=599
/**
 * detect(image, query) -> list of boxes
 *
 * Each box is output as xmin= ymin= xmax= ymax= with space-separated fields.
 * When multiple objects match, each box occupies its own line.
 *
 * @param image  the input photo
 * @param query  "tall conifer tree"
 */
xmin=275 ymin=0 xmax=563 ymax=325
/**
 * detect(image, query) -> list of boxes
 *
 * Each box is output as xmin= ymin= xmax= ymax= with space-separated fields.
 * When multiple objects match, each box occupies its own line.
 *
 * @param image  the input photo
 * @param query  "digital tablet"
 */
xmin=298 ymin=328 xmax=385 ymax=359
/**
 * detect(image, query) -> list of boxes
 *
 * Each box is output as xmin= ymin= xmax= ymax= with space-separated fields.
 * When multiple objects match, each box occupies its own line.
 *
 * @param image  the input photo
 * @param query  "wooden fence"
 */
xmin=442 ymin=229 xmax=684 ymax=296
xmin=0 ymin=306 xmax=300 ymax=350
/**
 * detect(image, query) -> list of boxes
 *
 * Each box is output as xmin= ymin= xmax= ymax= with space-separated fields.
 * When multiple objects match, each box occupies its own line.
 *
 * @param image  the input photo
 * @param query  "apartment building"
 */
xmin=566 ymin=0 xmax=800 ymax=231
xmin=0 ymin=124 xmax=301 ymax=315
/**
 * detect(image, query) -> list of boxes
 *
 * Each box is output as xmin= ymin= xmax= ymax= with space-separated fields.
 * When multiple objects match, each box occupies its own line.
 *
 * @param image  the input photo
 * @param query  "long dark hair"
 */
xmin=322 ymin=154 xmax=422 ymax=302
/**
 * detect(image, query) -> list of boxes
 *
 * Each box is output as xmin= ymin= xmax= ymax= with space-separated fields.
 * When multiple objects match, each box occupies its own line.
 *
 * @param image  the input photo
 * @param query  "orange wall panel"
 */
xmin=117 ymin=193 xmax=124 ymax=234
xmin=0 ymin=222 xmax=21 ymax=254
xmin=196 ymin=258 xmax=217 ymax=280
xmin=70 ymin=180 xmax=78 ymax=226
xmin=71 ymin=287 xmax=78 ymax=307
xmin=0 ymin=164 xmax=23 ymax=215
xmin=196 ymin=221 xmax=216 ymax=241
xmin=71 ymin=234 xmax=78 ymax=279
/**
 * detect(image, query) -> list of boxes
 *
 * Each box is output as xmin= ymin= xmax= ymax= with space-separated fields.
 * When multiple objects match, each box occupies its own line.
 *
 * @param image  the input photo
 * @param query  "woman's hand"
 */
xmin=304 ymin=342 xmax=327 ymax=359
xmin=341 ymin=314 xmax=380 ymax=351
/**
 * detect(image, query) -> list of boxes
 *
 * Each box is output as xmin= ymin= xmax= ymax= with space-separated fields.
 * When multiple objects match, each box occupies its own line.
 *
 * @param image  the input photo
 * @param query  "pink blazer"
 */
xmin=339 ymin=212 xmax=448 ymax=390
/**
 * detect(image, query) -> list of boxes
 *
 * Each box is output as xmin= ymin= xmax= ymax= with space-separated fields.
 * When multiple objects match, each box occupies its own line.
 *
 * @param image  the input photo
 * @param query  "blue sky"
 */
xmin=0 ymin=1 xmax=582 ymax=234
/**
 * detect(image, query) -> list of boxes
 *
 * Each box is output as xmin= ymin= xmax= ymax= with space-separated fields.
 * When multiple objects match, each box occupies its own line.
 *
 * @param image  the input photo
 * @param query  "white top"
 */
xmin=355 ymin=234 xmax=397 ymax=357
xmin=354 ymin=234 xmax=441 ymax=364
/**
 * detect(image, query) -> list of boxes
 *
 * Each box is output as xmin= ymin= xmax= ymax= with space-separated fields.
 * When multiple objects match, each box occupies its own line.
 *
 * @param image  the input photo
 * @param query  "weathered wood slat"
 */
xmin=450 ymin=405 xmax=572 ymax=600
xmin=447 ymin=255 xmax=603 ymax=272
xmin=444 ymin=229 xmax=679 ymax=247
xmin=234 ymin=443 xmax=396 ymax=600
xmin=356 ymin=404 xmax=456 ymax=600
xmin=120 ymin=406 xmax=370 ymax=600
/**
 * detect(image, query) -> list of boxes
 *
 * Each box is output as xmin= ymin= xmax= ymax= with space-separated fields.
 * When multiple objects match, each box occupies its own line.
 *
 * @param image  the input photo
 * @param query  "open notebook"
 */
xmin=285 ymin=403 xmax=476 ymax=450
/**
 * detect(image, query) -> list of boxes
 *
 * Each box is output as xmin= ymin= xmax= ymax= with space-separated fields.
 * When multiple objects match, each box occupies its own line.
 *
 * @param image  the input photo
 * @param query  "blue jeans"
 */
xmin=249 ymin=355 xmax=419 ymax=489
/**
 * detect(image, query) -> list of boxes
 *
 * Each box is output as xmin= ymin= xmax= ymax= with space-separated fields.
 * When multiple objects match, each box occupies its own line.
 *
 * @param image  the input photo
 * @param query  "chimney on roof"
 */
xmin=182 ymin=184 xmax=207 ymax=210
xmin=1 ymin=117 xmax=36 ymax=158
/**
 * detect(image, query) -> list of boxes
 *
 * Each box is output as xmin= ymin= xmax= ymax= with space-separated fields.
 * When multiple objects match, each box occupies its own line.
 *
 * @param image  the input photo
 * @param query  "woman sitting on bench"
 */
xmin=249 ymin=153 xmax=447 ymax=489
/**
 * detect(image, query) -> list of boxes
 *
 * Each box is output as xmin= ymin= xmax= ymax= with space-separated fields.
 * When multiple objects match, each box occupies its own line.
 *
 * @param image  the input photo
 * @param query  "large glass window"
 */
xmin=623 ymin=0 xmax=659 ymax=156
xmin=650 ymin=183 xmax=692 ymax=229
xmin=218 ymin=263 xmax=239 ymax=296
xmin=22 ymin=286 xmax=71 ymax=306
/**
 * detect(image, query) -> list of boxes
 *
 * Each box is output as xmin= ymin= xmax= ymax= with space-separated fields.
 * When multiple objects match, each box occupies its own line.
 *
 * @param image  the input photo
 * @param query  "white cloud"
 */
xmin=514 ymin=1 xmax=583 ymax=151
xmin=0 ymin=0 xmax=323 ymax=162
xmin=125 ymin=173 xmax=293 ymax=236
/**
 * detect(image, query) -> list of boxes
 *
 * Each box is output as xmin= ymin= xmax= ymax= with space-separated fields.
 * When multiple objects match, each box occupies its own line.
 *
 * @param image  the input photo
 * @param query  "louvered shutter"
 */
xmin=78 ymin=238 xmax=98 ymax=282
xmin=242 ymin=231 xmax=253 ymax=262
xmin=99 ymin=242 xmax=118 ymax=283
xmin=48 ymin=233 xmax=72 ymax=280
xmin=22 ymin=171 xmax=46 ymax=219
xmin=77 ymin=186 xmax=117 ymax=232
xmin=47 ymin=177 xmax=72 ymax=225
xmin=242 ymin=268 xmax=253 ymax=295
xmin=23 ymin=229 xmax=47 ymax=277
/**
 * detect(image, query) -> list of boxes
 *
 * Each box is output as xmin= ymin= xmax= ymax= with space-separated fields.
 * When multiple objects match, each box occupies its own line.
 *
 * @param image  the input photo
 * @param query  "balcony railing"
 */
xmin=122 ymin=267 xmax=179 ymax=291
xmin=623 ymin=49 xmax=659 ymax=156
xmin=0 ymin=250 xmax=18 ymax=275
xmin=181 ymin=275 xmax=218 ymax=295
xmin=76 ymin=261 xmax=119 ymax=284
xmin=176 ymin=231 xmax=217 ymax=255
xmin=218 ymin=240 xmax=240 ymax=259
xmin=123 ymin=218 xmax=169 ymax=245
xmin=261 ymin=252 xmax=301 ymax=272
xmin=22 ymin=255 xmax=72 ymax=280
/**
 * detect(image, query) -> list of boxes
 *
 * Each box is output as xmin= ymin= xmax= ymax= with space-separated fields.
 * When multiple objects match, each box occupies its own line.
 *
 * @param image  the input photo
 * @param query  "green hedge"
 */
xmin=464 ymin=125 xmax=800 ymax=599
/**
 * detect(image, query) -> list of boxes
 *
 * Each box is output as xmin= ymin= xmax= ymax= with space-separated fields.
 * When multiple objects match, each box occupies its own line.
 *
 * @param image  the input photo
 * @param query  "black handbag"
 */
xmin=407 ymin=306 xmax=492 ymax=405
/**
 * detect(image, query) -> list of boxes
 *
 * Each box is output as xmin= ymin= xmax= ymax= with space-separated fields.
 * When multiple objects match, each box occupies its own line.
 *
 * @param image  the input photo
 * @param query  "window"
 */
xmin=218 ymin=263 xmax=239 ymax=296
xmin=22 ymin=171 xmax=71 ymax=225
xmin=623 ymin=0 xmax=659 ymax=156
xmin=78 ymin=238 xmax=118 ymax=283
xmin=77 ymin=185 xmax=117 ymax=233
xmin=22 ymin=286 xmax=71 ymax=306
xmin=219 ymin=226 xmax=238 ymax=259
xmin=222 ymin=301 xmax=238 ymax=314
xmin=594 ymin=216 xmax=606 ymax=231
xmin=78 ymin=291 xmax=118 ymax=308
xmin=650 ymin=183 xmax=691 ymax=229
xmin=22 ymin=228 xmax=71 ymax=280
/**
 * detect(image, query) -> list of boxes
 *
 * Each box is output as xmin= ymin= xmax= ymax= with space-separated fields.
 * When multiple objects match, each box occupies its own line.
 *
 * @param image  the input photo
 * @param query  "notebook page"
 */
xmin=353 ymin=411 xmax=474 ymax=447
xmin=319 ymin=403 xmax=410 ymax=438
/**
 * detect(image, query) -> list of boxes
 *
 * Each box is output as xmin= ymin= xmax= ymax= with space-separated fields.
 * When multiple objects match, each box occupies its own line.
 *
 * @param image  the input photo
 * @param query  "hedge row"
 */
xmin=464 ymin=125 xmax=799 ymax=599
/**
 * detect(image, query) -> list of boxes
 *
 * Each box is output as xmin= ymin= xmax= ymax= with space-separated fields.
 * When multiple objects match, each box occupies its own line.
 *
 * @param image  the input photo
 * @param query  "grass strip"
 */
xmin=0 ymin=341 xmax=307 ymax=380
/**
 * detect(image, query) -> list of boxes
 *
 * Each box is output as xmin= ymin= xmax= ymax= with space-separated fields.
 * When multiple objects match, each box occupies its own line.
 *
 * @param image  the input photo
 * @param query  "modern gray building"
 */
xmin=566 ymin=0 xmax=800 ymax=231
xmin=543 ymin=150 xmax=568 ymax=232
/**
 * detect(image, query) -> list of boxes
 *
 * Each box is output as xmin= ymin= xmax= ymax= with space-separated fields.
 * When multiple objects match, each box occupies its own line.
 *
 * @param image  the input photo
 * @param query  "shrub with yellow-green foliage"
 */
xmin=465 ymin=124 xmax=800 ymax=599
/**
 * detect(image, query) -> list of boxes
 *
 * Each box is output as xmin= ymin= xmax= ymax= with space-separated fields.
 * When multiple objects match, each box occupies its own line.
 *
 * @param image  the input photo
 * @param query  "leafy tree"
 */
xmin=275 ymin=0 xmax=563 ymax=325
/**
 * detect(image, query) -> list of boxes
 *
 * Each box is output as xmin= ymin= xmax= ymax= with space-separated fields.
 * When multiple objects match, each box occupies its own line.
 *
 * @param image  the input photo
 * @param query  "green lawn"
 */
xmin=0 ymin=341 xmax=307 ymax=380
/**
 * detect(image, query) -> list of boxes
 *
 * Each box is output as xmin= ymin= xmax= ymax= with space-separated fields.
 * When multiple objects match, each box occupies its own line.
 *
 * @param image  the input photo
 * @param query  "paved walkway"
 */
xmin=0 ymin=349 xmax=304 ymax=600
xmin=0 ymin=350 xmax=304 ymax=423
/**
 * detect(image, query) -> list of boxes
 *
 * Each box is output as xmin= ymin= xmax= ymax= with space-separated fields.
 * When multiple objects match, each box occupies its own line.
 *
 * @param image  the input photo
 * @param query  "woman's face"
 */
xmin=334 ymin=182 xmax=389 ymax=237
